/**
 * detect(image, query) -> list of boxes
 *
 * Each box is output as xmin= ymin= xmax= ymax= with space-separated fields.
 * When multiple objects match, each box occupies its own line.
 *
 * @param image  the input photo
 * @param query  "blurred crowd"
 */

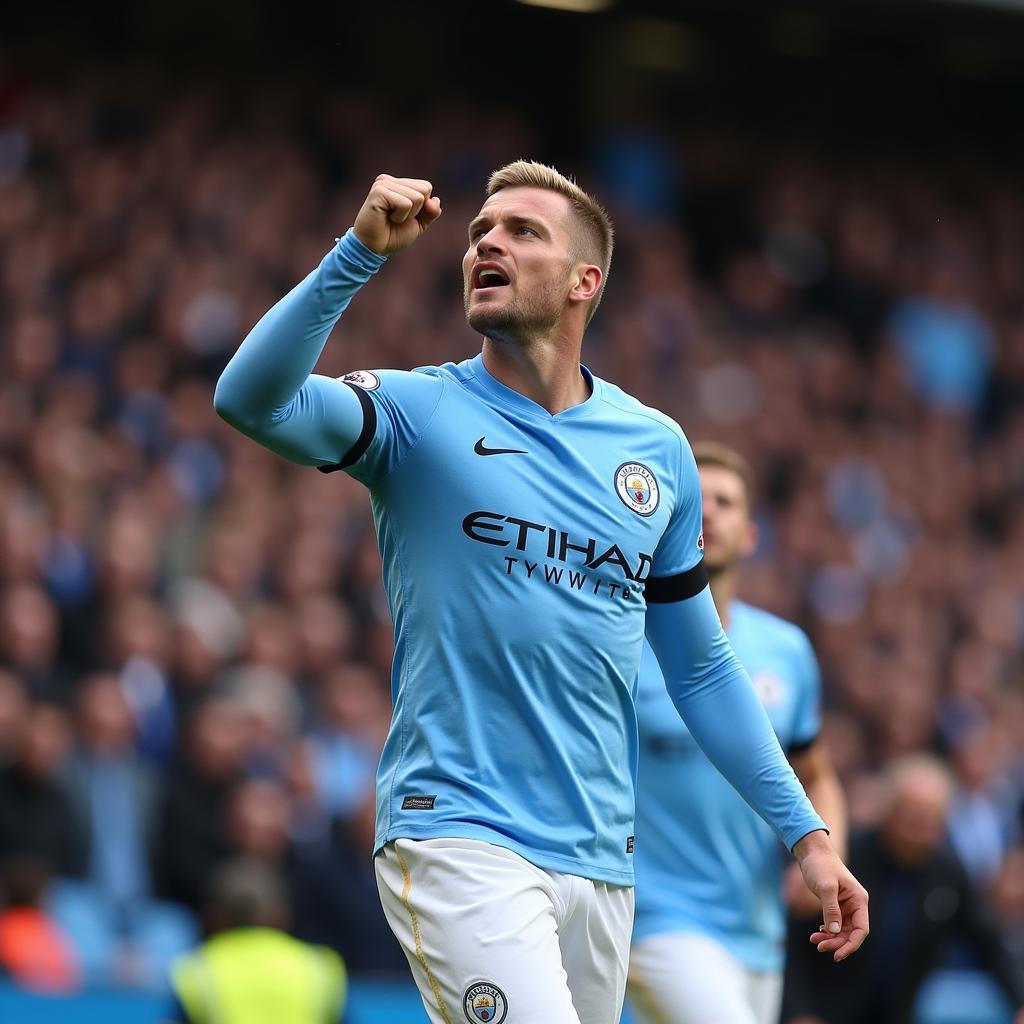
xmin=0 ymin=70 xmax=1021 ymax=1000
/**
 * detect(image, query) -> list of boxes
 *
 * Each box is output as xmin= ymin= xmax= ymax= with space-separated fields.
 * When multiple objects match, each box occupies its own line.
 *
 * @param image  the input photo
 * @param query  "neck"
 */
xmin=709 ymin=564 xmax=739 ymax=629
xmin=481 ymin=332 xmax=590 ymax=415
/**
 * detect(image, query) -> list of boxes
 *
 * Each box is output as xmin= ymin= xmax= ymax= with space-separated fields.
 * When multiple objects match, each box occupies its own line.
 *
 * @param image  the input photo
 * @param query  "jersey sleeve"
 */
xmin=214 ymin=229 xmax=389 ymax=470
xmin=317 ymin=368 xmax=445 ymax=488
xmin=645 ymin=428 xmax=709 ymax=603
xmin=789 ymin=630 xmax=823 ymax=752
xmin=646 ymin=593 xmax=827 ymax=851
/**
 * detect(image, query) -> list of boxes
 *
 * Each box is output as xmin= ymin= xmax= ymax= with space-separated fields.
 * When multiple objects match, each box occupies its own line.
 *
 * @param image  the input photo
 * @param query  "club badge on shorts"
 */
xmin=463 ymin=981 xmax=508 ymax=1023
xmin=614 ymin=462 xmax=660 ymax=517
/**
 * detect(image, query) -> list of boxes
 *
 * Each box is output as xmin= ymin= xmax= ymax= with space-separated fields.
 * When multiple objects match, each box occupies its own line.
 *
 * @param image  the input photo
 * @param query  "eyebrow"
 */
xmin=467 ymin=213 xmax=551 ymax=240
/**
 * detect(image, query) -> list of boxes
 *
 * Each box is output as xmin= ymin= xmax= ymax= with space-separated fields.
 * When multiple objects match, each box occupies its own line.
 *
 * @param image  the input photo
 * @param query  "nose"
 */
xmin=476 ymin=227 xmax=507 ymax=256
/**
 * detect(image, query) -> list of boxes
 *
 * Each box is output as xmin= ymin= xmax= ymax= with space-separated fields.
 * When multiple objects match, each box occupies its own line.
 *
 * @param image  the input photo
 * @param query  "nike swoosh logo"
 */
xmin=474 ymin=437 xmax=528 ymax=457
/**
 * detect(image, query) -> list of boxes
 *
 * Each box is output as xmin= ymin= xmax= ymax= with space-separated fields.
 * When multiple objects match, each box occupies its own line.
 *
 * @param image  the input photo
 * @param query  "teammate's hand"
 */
xmin=353 ymin=174 xmax=442 ymax=256
xmin=793 ymin=831 xmax=869 ymax=962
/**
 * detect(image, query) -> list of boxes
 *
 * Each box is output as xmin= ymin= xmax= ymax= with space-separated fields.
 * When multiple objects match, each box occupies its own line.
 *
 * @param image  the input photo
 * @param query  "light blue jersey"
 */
xmin=214 ymin=230 xmax=825 ymax=887
xmin=633 ymin=601 xmax=822 ymax=969
xmin=338 ymin=355 xmax=710 ymax=884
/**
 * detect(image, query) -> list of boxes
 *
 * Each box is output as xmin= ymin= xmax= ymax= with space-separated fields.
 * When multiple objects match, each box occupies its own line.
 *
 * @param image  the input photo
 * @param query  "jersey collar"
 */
xmin=468 ymin=353 xmax=602 ymax=422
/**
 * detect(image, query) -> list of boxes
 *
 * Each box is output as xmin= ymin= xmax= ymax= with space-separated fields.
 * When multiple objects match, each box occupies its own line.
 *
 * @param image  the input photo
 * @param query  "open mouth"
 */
xmin=472 ymin=265 xmax=511 ymax=291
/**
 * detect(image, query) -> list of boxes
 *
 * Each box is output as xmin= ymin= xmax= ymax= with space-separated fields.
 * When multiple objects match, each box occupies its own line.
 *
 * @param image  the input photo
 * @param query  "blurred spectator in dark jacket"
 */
xmin=783 ymin=754 xmax=1024 ymax=1024
xmin=156 ymin=696 xmax=246 ymax=910
xmin=293 ymin=787 xmax=408 ymax=975
xmin=0 ymin=584 xmax=70 ymax=700
xmin=0 ymin=700 xmax=82 ymax=876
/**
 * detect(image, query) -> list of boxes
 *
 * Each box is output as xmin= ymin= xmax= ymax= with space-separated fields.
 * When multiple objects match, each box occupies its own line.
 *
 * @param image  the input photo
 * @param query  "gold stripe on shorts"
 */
xmin=627 ymin=965 xmax=674 ymax=1024
xmin=395 ymin=843 xmax=455 ymax=1024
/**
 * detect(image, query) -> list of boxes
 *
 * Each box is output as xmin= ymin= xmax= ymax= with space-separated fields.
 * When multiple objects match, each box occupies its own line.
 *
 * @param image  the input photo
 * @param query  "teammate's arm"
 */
xmin=645 ymin=598 xmax=868 ymax=960
xmin=785 ymin=740 xmax=848 ymax=916
xmin=791 ymin=741 xmax=846 ymax=858
xmin=213 ymin=176 xmax=441 ymax=465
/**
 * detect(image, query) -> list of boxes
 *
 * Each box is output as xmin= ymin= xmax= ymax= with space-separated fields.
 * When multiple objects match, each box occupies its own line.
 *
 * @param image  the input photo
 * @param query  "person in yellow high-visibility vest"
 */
xmin=167 ymin=858 xmax=346 ymax=1024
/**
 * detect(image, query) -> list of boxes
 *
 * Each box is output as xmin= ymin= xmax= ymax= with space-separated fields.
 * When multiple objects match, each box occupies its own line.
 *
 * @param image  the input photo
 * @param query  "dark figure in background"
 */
xmin=293 ymin=788 xmax=409 ymax=974
xmin=155 ymin=696 xmax=246 ymax=910
xmin=167 ymin=858 xmax=346 ymax=1024
xmin=783 ymin=754 xmax=1024 ymax=1024
xmin=0 ymin=585 xmax=70 ymax=701
xmin=0 ymin=701 xmax=83 ymax=876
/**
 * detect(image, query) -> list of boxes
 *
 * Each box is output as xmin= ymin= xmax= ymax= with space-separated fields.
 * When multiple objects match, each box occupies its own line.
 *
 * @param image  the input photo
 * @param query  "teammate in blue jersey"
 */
xmin=629 ymin=442 xmax=848 ymax=1024
xmin=214 ymin=164 xmax=867 ymax=1024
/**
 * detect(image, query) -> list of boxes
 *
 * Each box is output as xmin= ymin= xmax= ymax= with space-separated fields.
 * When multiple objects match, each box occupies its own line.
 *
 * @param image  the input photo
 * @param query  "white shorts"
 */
xmin=628 ymin=931 xmax=783 ymax=1024
xmin=375 ymin=837 xmax=634 ymax=1024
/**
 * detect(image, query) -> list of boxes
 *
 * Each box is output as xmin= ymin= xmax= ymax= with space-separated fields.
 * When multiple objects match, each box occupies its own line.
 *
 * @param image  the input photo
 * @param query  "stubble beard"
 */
xmin=464 ymin=275 xmax=568 ymax=345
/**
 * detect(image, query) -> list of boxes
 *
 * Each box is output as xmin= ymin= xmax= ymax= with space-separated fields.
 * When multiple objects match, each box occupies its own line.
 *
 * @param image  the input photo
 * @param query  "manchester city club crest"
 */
xmin=463 ymin=982 xmax=508 ymax=1023
xmin=338 ymin=369 xmax=381 ymax=391
xmin=752 ymin=671 xmax=786 ymax=709
xmin=614 ymin=462 xmax=660 ymax=517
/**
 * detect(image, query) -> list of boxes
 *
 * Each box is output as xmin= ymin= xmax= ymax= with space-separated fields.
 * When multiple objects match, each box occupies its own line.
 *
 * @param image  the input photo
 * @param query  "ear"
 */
xmin=569 ymin=264 xmax=602 ymax=304
xmin=740 ymin=520 xmax=758 ymax=559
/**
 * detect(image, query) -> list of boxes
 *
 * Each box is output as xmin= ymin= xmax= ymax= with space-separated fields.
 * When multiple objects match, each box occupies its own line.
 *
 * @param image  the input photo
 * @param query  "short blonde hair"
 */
xmin=691 ymin=441 xmax=756 ymax=508
xmin=486 ymin=160 xmax=614 ymax=323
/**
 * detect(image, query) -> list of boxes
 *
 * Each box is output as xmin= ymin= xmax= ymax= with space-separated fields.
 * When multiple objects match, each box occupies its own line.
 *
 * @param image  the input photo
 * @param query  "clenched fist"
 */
xmin=353 ymin=174 xmax=442 ymax=256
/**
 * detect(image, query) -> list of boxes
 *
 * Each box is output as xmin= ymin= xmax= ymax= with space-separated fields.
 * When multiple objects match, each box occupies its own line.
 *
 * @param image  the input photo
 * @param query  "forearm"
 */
xmin=646 ymin=594 xmax=825 ymax=851
xmin=214 ymin=229 xmax=385 ymax=435
xmin=802 ymin=769 xmax=847 ymax=859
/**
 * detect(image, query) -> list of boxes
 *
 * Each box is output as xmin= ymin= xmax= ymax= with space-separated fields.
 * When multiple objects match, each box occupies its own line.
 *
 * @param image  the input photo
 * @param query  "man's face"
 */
xmin=883 ymin=774 xmax=950 ymax=866
xmin=463 ymin=187 xmax=577 ymax=340
xmin=699 ymin=464 xmax=756 ymax=573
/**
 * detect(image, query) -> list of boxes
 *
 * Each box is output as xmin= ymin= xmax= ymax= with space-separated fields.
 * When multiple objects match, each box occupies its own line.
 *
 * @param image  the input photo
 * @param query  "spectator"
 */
xmin=0 ymin=701 xmax=82 ymax=876
xmin=304 ymin=661 xmax=388 ymax=822
xmin=887 ymin=257 xmax=994 ymax=417
xmin=53 ymin=672 xmax=197 ymax=990
xmin=0 ymin=858 xmax=79 ymax=994
xmin=168 ymin=859 xmax=346 ymax=1024
xmin=0 ymin=584 xmax=69 ymax=700
xmin=66 ymin=673 xmax=158 ymax=917
xmin=782 ymin=754 xmax=1024 ymax=1024
xmin=293 ymin=788 xmax=409 ymax=975
xmin=156 ymin=697 xmax=246 ymax=910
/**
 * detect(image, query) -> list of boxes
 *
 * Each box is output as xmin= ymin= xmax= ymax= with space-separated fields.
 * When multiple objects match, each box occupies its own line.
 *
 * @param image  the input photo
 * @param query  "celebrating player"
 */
xmin=214 ymin=165 xmax=867 ymax=1024
xmin=628 ymin=442 xmax=848 ymax=1024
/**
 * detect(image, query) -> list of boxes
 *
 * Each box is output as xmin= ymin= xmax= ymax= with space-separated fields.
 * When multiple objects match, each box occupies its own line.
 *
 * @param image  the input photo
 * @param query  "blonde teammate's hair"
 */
xmin=487 ymin=160 xmax=614 ymax=323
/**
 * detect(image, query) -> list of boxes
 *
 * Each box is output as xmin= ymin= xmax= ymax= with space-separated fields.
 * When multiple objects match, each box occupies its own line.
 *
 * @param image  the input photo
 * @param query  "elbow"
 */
xmin=213 ymin=372 xmax=251 ymax=431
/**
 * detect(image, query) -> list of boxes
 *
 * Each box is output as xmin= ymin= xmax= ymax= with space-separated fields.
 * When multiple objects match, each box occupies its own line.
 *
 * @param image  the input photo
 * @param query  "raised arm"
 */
xmin=213 ymin=176 xmax=441 ymax=466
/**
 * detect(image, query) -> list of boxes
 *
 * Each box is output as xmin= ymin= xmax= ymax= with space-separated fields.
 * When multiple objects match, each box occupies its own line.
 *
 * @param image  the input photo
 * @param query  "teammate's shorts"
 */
xmin=628 ymin=931 xmax=783 ymax=1024
xmin=375 ymin=837 xmax=633 ymax=1024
